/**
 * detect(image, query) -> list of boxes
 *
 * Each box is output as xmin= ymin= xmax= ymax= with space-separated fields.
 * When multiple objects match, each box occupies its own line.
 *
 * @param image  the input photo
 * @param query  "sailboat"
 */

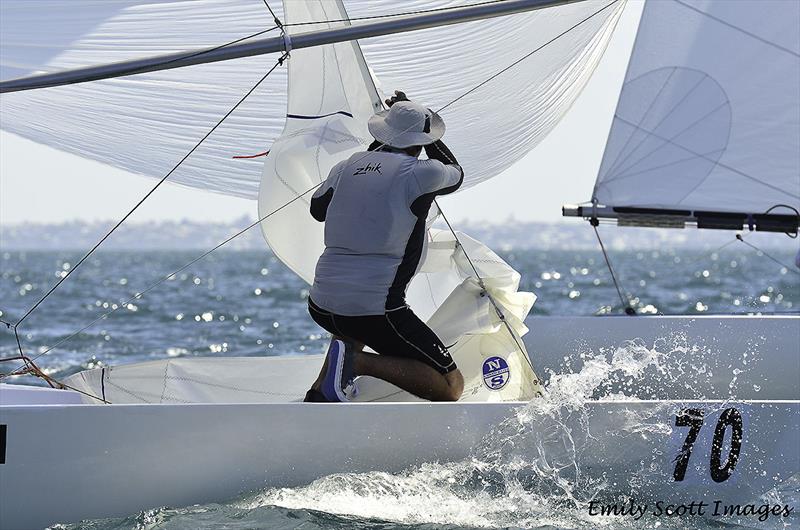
xmin=1 ymin=0 xmax=797 ymax=528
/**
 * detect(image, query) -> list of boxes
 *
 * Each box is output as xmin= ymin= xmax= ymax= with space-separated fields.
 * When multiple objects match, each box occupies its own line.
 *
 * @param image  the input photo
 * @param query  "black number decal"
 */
xmin=673 ymin=408 xmax=744 ymax=482
xmin=0 ymin=424 xmax=6 ymax=464
xmin=673 ymin=408 xmax=704 ymax=481
xmin=710 ymin=408 xmax=743 ymax=483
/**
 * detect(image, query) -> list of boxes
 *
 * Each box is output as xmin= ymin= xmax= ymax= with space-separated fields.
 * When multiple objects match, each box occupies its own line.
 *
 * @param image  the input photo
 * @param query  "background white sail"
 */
xmin=1 ymin=0 xmax=623 ymax=198
xmin=592 ymin=0 xmax=800 ymax=215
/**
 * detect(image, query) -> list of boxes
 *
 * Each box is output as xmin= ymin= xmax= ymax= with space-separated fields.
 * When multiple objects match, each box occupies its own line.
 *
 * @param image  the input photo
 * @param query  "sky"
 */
xmin=0 ymin=1 xmax=643 ymax=227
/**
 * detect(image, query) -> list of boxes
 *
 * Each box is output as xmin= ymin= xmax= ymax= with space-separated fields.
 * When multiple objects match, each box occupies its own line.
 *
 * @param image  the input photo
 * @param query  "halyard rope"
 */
xmin=1 ymin=0 xmax=620 ymax=380
xmin=0 ymin=355 xmax=109 ymax=403
xmin=435 ymin=200 xmax=539 ymax=376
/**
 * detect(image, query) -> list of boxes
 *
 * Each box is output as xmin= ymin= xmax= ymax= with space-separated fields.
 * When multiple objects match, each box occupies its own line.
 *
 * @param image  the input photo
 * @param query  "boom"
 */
xmin=0 ymin=0 xmax=581 ymax=93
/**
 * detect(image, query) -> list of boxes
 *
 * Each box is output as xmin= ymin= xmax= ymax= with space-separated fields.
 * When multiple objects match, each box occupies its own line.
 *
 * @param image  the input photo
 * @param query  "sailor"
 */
xmin=304 ymin=91 xmax=465 ymax=403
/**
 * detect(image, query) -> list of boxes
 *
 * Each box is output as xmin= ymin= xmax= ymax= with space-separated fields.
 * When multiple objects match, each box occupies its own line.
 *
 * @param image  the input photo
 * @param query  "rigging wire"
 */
xmin=1 ymin=51 xmax=288 ymax=379
xmin=437 ymin=0 xmax=620 ymax=115
xmin=1 ymin=22 xmax=284 ymax=332
xmin=434 ymin=200 xmax=539 ymax=378
xmin=679 ymin=236 xmax=741 ymax=267
xmin=735 ymin=235 xmax=800 ymax=275
xmin=2 ymin=0 xmax=621 ymax=381
xmin=592 ymin=221 xmax=636 ymax=315
xmin=261 ymin=0 xmax=284 ymax=28
xmin=135 ymin=25 xmax=282 ymax=71
xmin=283 ymin=0 xmax=508 ymax=27
xmin=11 ymin=188 xmax=316 ymax=369
xmin=12 ymin=52 xmax=288 ymax=330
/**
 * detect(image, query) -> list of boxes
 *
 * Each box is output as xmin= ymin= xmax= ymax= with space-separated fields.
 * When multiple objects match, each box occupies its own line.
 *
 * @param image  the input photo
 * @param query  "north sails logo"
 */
xmin=482 ymin=356 xmax=510 ymax=390
xmin=353 ymin=162 xmax=382 ymax=175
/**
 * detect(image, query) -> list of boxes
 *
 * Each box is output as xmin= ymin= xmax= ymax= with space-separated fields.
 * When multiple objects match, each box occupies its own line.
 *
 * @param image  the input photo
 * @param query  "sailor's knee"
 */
xmin=442 ymin=369 xmax=464 ymax=401
xmin=431 ymin=386 xmax=461 ymax=401
xmin=447 ymin=386 xmax=463 ymax=401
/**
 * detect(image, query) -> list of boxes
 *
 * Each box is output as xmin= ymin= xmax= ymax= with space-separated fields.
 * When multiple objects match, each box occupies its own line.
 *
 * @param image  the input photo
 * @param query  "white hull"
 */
xmin=1 ymin=315 xmax=798 ymax=529
xmin=525 ymin=314 xmax=800 ymax=399
xmin=1 ymin=399 xmax=797 ymax=529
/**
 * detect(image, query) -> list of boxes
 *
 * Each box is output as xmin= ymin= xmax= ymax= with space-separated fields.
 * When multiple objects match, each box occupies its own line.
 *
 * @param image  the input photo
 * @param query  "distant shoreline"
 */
xmin=1 ymin=217 xmax=794 ymax=251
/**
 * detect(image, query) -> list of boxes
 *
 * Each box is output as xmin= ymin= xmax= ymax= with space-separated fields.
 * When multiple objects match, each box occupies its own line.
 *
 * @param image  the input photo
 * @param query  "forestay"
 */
xmin=0 ymin=0 xmax=623 ymax=197
xmin=591 ymin=0 xmax=800 ymax=216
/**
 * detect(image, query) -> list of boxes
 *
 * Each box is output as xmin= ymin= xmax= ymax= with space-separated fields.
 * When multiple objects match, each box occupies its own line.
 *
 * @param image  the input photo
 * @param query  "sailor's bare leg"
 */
xmin=310 ymin=336 xmax=363 ymax=392
xmin=354 ymin=351 xmax=464 ymax=401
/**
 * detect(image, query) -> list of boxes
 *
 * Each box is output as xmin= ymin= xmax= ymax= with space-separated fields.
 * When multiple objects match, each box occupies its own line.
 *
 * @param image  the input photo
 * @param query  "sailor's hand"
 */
xmin=385 ymin=90 xmax=409 ymax=107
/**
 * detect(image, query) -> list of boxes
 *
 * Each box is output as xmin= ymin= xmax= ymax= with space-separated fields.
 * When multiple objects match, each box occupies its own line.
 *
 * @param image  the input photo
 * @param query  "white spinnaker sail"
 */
xmin=260 ymin=0 xmax=542 ymax=401
xmin=258 ymin=0 xmax=381 ymax=287
xmin=0 ymin=0 xmax=624 ymax=198
xmin=592 ymin=0 xmax=800 ymax=215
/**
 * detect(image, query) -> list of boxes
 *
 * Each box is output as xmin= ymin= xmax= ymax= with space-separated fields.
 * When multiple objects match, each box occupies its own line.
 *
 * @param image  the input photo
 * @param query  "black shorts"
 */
xmin=308 ymin=298 xmax=457 ymax=375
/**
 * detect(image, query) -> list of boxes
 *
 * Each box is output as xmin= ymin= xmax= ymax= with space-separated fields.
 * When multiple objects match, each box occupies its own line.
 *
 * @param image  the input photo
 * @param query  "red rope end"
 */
xmin=232 ymin=150 xmax=270 ymax=159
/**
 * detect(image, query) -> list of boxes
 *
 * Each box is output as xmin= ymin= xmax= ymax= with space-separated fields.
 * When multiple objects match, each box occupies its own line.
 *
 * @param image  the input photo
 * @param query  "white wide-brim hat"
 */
xmin=367 ymin=101 xmax=445 ymax=148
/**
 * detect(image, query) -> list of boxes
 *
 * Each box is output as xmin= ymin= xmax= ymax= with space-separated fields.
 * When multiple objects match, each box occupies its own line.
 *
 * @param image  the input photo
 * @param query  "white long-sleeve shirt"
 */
xmin=309 ymin=148 xmax=462 ymax=316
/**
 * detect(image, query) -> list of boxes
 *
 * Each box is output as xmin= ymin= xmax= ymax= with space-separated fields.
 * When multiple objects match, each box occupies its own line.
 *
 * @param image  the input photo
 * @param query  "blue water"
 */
xmin=1 ymin=248 xmax=797 ymax=379
xmin=1 ymin=248 xmax=798 ymax=529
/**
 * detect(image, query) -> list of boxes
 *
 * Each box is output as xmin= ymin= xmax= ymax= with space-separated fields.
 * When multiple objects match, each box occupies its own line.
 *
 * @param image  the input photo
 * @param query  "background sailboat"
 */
xmin=564 ymin=0 xmax=799 ymax=233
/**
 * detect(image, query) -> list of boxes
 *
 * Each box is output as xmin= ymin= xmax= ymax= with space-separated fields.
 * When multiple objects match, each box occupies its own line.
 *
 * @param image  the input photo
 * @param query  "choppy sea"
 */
xmin=1 ymin=247 xmax=798 ymax=530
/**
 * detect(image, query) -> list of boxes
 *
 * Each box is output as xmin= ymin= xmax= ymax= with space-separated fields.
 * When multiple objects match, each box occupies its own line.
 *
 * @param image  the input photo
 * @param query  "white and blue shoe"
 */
xmin=320 ymin=339 xmax=356 ymax=402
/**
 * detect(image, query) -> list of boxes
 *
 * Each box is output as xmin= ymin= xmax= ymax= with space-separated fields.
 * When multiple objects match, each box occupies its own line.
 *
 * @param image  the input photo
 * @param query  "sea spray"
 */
xmin=239 ymin=337 xmax=711 ymax=529
xmin=50 ymin=334 xmax=797 ymax=530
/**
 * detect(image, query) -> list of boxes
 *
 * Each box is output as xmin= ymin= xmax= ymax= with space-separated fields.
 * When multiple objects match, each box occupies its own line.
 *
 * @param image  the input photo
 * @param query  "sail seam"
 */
xmin=604 ymin=99 xmax=730 ymax=185
xmin=605 ymin=70 xmax=712 ymax=179
xmin=613 ymin=116 xmax=799 ymax=201
xmin=673 ymin=0 xmax=800 ymax=58
xmin=601 ymin=67 xmax=678 ymax=180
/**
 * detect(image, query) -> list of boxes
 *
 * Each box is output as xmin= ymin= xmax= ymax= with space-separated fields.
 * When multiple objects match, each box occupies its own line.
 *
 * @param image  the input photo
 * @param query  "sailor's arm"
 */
xmin=424 ymin=141 xmax=463 ymax=196
xmin=424 ymin=140 xmax=459 ymax=167
xmin=310 ymin=162 xmax=344 ymax=222
xmin=310 ymin=187 xmax=333 ymax=222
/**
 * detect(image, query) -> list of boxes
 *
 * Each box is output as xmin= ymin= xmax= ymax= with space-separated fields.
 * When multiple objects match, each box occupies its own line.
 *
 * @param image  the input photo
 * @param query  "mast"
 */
xmin=0 ymin=0 xmax=582 ymax=94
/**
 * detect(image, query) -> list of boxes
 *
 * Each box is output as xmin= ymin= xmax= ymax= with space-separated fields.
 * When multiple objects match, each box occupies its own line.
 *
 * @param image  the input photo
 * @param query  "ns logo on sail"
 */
xmin=482 ymin=356 xmax=510 ymax=390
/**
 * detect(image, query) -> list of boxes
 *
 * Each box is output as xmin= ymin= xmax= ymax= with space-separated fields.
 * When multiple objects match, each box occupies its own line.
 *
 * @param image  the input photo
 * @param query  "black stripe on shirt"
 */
xmin=310 ymin=187 xmax=334 ymax=222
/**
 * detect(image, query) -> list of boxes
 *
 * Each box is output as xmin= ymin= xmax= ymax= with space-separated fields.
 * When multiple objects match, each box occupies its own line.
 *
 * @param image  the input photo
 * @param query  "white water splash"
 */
xmin=239 ymin=337 xmax=713 ymax=529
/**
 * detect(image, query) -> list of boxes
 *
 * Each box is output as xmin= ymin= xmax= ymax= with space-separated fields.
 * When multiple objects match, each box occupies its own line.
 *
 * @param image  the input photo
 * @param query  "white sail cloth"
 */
xmin=0 ymin=0 xmax=623 ymax=197
xmin=62 ymin=231 xmax=541 ymax=404
xmin=260 ymin=0 xmax=541 ymax=401
xmin=592 ymin=0 xmax=800 ymax=214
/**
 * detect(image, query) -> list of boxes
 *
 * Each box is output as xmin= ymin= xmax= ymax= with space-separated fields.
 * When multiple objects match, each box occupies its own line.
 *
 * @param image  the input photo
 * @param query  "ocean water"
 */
xmin=1 ymin=248 xmax=798 ymax=530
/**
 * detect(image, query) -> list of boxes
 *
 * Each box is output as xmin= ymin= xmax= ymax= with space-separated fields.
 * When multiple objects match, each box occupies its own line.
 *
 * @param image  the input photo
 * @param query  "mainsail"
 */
xmin=0 ymin=0 xmax=623 ymax=197
xmin=566 ymin=0 xmax=800 ymax=232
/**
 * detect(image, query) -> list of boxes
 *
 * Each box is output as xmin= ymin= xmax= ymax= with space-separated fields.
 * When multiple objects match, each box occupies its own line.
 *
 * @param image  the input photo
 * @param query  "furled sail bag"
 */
xmin=259 ymin=0 xmax=542 ymax=401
